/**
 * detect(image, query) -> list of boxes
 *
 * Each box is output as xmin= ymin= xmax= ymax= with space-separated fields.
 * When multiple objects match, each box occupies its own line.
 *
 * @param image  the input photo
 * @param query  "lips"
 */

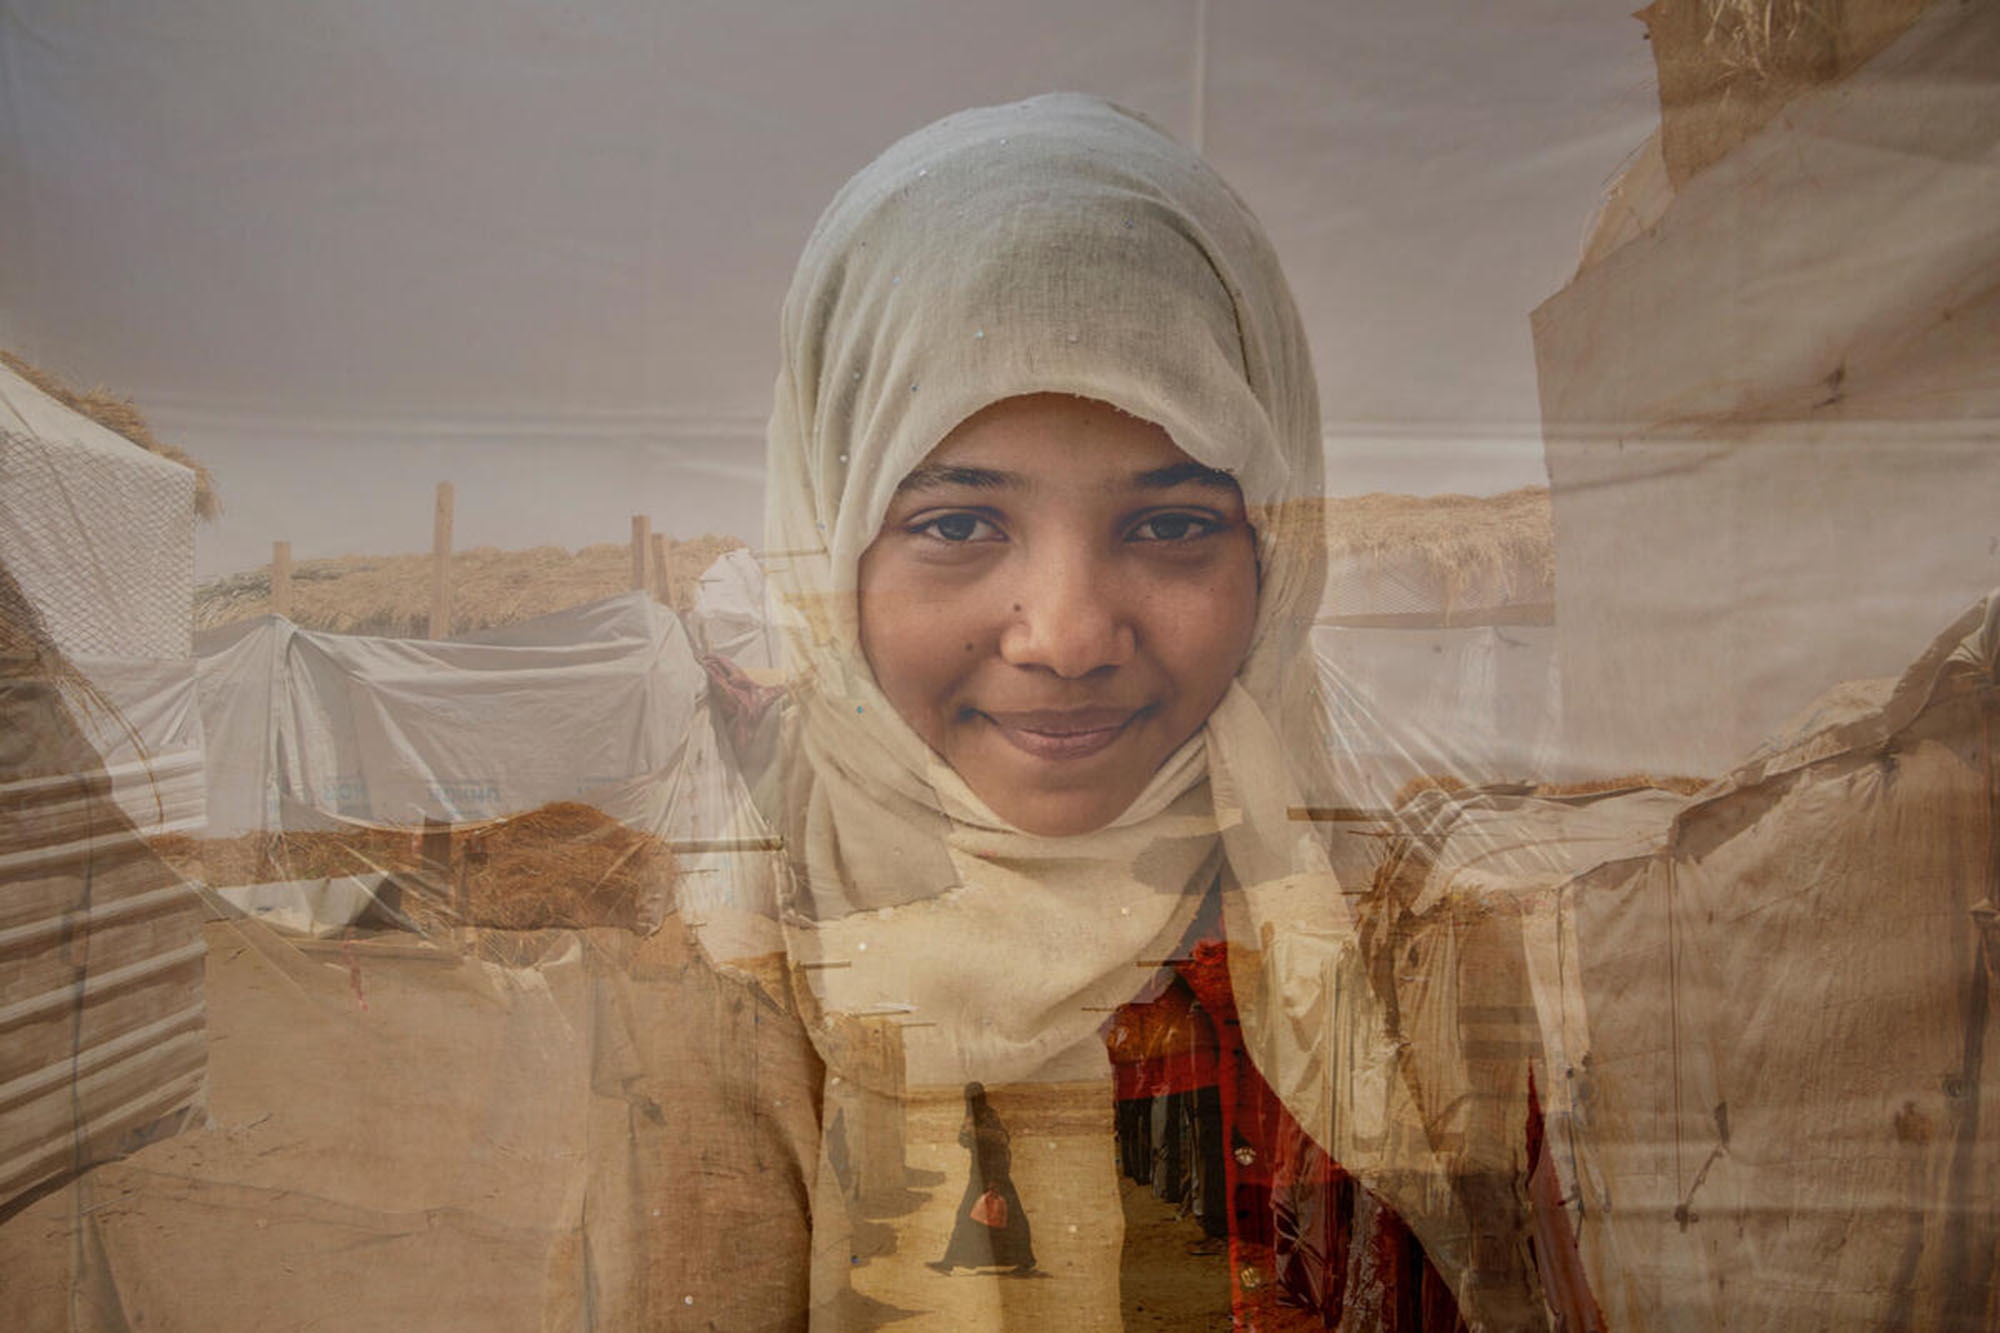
xmin=979 ymin=706 xmax=1147 ymax=761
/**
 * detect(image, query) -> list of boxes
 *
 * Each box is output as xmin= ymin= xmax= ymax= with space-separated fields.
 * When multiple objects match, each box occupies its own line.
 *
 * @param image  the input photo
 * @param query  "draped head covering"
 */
xmin=765 ymin=92 xmax=1399 ymax=1144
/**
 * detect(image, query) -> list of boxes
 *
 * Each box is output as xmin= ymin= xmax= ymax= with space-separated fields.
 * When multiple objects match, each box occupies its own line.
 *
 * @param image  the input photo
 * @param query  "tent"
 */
xmin=190 ymin=591 xmax=781 ymax=942
xmin=1346 ymin=588 xmax=1998 ymax=1327
xmin=0 ymin=358 xmax=206 ymax=833
xmin=0 ymin=913 xmax=822 ymax=1330
xmin=0 ymin=362 xmax=207 ymax=1214
xmin=689 ymin=546 xmax=781 ymax=671
xmin=1532 ymin=0 xmax=2000 ymax=777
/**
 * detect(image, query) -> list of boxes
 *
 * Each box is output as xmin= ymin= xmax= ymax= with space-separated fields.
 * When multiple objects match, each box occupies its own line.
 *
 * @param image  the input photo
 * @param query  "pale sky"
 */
xmin=0 ymin=1 xmax=1658 ymax=580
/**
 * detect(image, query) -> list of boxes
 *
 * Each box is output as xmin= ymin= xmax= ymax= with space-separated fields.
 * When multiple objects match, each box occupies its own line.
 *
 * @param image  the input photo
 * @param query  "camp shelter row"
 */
xmin=2 ymin=348 xmax=791 ymax=1213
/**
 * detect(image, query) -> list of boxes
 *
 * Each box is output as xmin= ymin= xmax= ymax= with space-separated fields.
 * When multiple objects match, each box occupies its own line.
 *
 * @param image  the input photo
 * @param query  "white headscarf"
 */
xmin=766 ymin=93 xmax=1379 ymax=1102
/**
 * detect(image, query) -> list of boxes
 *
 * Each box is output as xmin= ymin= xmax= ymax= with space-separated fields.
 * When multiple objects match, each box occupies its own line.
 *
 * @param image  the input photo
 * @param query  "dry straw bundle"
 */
xmin=1321 ymin=486 xmax=1555 ymax=612
xmin=152 ymin=800 xmax=676 ymax=935
xmin=451 ymin=801 xmax=674 ymax=932
xmin=1645 ymin=0 xmax=1932 ymax=184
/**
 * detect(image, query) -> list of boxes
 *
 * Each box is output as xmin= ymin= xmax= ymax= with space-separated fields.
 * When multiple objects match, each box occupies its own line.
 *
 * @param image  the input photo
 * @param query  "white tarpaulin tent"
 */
xmin=0 ymin=361 xmax=207 ymax=1217
xmin=192 ymin=591 xmax=780 ymax=936
xmin=198 ymin=592 xmax=704 ymax=831
xmin=189 ymin=592 xmax=780 ymax=932
xmin=0 ymin=360 xmax=196 ymax=667
xmin=0 ymin=359 xmax=206 ymax=835
xmin=690 ymin=546 xmax=780 ymax=671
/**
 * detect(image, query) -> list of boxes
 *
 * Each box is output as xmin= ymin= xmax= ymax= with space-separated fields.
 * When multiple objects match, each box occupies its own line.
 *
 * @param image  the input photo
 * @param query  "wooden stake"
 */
xmin=630 ymin=515 xmax=651 ymax=591
xmin=421 ymin=815 xmax=451 ymax=875
xmin=651 ymin=533 xmax=669 ymax=604
xmin=270 ymin=540 xmax=293 ymax=619
xmin=429 ymin=481 xmax=454 ymax=639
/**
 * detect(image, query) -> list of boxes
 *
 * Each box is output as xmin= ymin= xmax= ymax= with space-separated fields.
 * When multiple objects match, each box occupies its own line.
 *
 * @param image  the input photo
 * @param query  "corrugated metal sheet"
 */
xmin=0 ymin=677 xmax=207 ymax=1214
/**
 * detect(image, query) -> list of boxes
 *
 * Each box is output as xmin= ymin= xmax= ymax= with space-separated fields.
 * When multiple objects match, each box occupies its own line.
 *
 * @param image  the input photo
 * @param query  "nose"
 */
xmin=997 ymin=548 xmax=1135 ymax=678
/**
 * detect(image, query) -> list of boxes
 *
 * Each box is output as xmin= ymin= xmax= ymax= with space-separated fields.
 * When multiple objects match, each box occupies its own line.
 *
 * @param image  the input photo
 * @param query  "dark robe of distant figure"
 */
xmin=933 ymin=1082 xmax=1037 ymax=1274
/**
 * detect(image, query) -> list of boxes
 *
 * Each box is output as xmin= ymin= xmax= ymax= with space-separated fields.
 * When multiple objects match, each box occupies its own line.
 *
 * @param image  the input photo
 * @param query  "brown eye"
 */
xmin=915 ymin=512 xmax=1002 ymax=543
xmin=1130 ymin=512 xmax=1217 ymax=542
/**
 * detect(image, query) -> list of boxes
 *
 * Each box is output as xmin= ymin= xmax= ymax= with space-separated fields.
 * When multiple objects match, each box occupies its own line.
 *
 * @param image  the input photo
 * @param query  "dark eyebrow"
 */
xmin=894 ymin=463 xmax=1022 ymax=493
xmin=893 ymin=459 xmax=1238 ymax=493
xmin=1134 ymin=461 xmax=1239 ymax=491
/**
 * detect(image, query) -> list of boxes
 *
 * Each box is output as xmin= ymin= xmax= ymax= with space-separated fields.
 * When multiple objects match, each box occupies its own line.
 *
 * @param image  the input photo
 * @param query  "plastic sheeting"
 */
xmin=1555 ymin=594 xmax=2000 ymax=1329
xmin=0 ymin=918 xmax=819 ymax=1331
xmin=191 ymin=592 xmax=779 ymax=935
xmin=0 ymin=363 xmax=197 ymax=664
xmin=1296 ymin=592 xmax=1999 ymax=1330
xmin=691 ymin=547 xmax=782 ymax=671
xmin=201 ymin=593 xmax=705 ymax=830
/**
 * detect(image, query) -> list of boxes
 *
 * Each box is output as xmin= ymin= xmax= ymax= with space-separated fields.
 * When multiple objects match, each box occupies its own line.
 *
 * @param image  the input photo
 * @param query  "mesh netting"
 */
xmin=0 ymin=428 xmax=196 ymax=661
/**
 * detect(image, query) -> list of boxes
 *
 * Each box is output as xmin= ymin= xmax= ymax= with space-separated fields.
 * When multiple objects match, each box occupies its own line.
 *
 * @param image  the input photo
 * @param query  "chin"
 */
xmin=984 ymin=785 xmax=1131 ymax=838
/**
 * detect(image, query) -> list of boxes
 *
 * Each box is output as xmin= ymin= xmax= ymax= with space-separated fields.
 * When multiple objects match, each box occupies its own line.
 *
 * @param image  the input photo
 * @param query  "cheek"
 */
xmin=856 ymin=555 xmax=990 ymax=737
xmin=1150 ymin=547 xmax=1260 ymax=699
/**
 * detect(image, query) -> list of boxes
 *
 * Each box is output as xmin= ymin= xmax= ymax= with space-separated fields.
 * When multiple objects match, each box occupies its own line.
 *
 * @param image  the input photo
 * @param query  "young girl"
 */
xmin=758 ymin=93 xmax=1478 ymax=1328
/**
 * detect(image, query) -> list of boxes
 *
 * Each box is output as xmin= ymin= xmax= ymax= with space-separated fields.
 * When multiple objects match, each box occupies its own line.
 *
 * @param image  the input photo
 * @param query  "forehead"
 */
xmin=899 ymin=394 xmax=1234 ymax=493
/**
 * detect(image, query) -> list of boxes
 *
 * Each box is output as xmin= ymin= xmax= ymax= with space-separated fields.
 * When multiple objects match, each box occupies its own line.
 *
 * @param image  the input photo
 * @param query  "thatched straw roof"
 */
xmin=1 ymin=350 xmax=218 ymax=519
xmin=195 ymin=534 xmax=743 ymax=638
xmin=1323 ymin=486 xmax=1554 ymax=591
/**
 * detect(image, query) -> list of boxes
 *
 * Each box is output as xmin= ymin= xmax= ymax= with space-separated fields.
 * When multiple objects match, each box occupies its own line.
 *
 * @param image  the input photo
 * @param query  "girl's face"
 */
xmin=857 ymin=394 xmax=1260 ymax=836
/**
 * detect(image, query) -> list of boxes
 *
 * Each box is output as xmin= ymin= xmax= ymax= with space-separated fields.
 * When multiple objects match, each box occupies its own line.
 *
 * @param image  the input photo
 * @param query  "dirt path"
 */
xmin=844 ymin=1083 xmax=1231 ymax=1329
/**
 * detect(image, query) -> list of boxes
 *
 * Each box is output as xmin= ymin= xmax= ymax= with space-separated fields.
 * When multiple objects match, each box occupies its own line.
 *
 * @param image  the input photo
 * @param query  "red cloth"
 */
xmin=1114 ymin=940 xmax=1473 ymax=1331
xmin=1105 ymin=977 xmax=1220 ymax=1100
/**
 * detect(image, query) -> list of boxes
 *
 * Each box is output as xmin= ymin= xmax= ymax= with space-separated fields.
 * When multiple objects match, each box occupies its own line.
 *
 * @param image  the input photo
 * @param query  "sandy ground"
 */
xmin=1 ymin=924 xmax=1231 ymax=1330
xmin=1116 ymin=1178 xmax=1235 ymax=1332
xmin=842 ymin=1083 xmax=1232 ymax=1330
xmin=0 ymin=919 xmax=822 ymax=1331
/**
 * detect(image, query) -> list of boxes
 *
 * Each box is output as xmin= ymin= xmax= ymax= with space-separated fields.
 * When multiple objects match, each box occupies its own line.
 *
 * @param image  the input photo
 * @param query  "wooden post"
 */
xmin=650 ymin=533 xmax=669 ymax=604
xmin=421 ymin=815 xmax=452 ymax=876
xmin=419 ymin=815 xmax=459 ymax=927
xmin=630 ymin=515 xmax=651 ymax=591
xmin=270 ymin=541 xmax=293 ymax=619
xmin=429 ymin=481 xmax=454 ymax=639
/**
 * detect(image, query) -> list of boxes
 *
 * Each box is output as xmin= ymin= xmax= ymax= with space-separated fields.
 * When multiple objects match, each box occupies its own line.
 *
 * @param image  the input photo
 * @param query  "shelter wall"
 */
xmin=1365 ymin=592 xmax=2000 ymax=1327
xmin=0 ymin=918 xmax=821 ymax=1328
xmin=1533 ymin=0 xmax=2000 ymax=776
xmin=0 ymin=672 xmax=207 ymax=1216
xmin=0 ymin=364 xmax=196 ymax=663
xmin=1560 ymin=616 xmax=2000 ymax=1329
xmin=0 ymin=362 xmax=208 ymax=1216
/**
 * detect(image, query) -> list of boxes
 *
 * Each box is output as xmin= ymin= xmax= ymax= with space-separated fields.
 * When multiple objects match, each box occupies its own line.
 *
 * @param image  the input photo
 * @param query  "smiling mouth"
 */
xmin=980 ymin=708 xmax=1147 ymax=761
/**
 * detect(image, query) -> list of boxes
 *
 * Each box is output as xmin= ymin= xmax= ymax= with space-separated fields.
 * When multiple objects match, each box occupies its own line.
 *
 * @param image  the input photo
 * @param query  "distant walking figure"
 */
xmin=930 ymin=1083 xmax=1037 ymax=1275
